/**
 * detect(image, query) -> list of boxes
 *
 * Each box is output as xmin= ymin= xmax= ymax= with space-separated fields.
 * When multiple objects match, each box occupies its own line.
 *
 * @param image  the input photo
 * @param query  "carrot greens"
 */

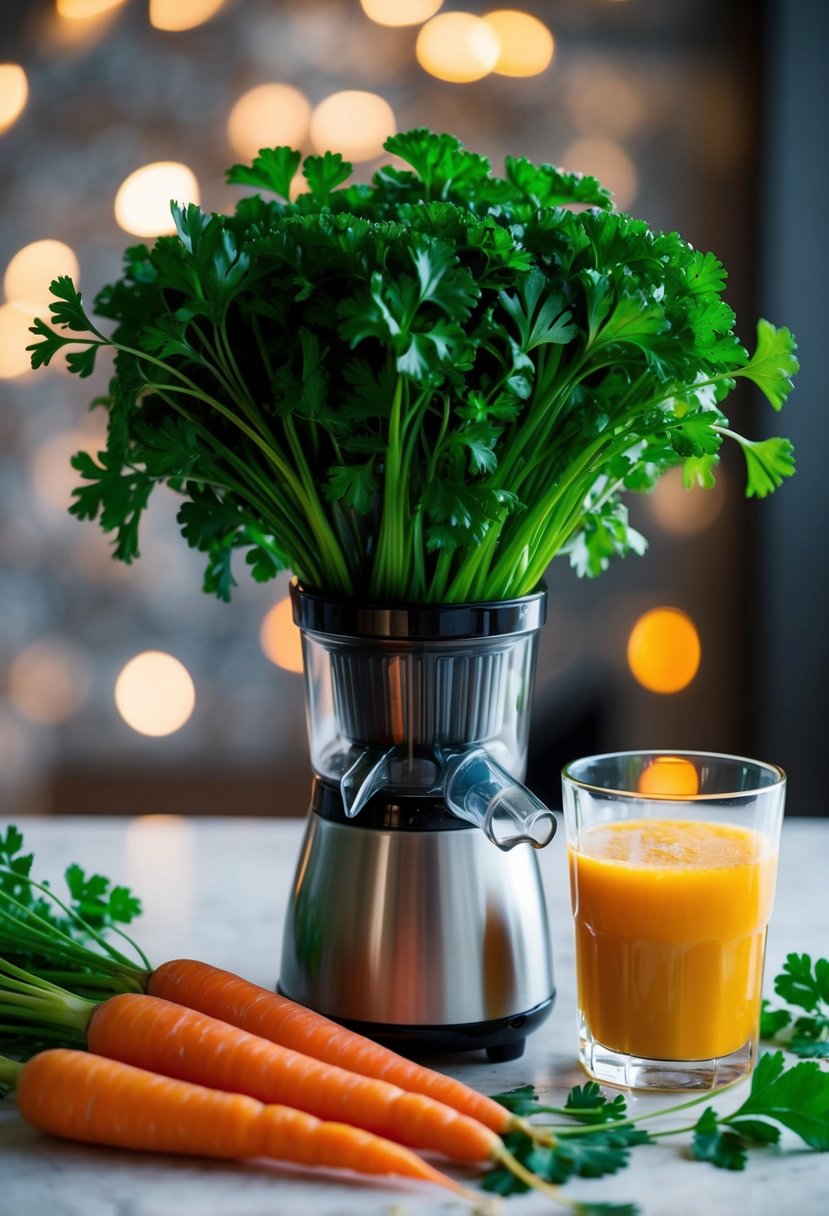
xmin=27 ymin=129 xmax=798 ymax=604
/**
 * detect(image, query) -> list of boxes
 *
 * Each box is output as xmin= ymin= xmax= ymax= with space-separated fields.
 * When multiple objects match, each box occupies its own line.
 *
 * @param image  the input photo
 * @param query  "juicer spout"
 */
xmin=444 ymin=747 xmax=557 ymax=851
xmin=340 ymin=746 xmax=396 ymax=819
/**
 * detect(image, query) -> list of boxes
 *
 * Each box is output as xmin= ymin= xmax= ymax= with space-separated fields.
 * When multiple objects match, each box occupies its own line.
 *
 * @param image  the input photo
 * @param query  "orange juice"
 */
xmin=569 ymin=819 xmax=778 ymax=1061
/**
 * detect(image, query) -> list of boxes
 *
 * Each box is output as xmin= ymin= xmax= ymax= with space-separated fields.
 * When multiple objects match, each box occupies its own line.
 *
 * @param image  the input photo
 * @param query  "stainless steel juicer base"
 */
xmin=279 ymin=784 xmax=556 ymax=1057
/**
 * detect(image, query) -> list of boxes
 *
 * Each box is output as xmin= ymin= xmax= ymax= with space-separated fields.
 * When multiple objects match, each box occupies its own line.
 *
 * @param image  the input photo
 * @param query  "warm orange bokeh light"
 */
xmin=483 ymin=10 xmax=554 ymax=77
xmin=226 ymin=83 xmax=311 ymax=161
xmin=56 ymin=0 xmax=127 ymax=19
xmin=31 ymin=430 xmax=105 ymax=511
xmin=260 ymin=598 xmax=304 ymax=674
xmin=0 ymin=303 xmax=37 ymax=379
xmin=638 ymin=755 xmax=700 ymax=798
xmin=416 ymin=12 xmax=501 ymax=83
xmin=648 ymin=465 xmax=725 ymax=536
xmin=114 ymin=162 xmax=200 ymax=237
xmin=4 ymin=239 xmax=79 ymax=312
xmin=0 ymin=64 xmax=28 ymax=134
xmin=360 ymin=0 xmax=443 ymax=26
xmin=8 ymin=639 xmax=89 ymax=725
xmin=310 ymin=91 xmax=395 ymax=162
xmin=115 ymin=651 xmax=196 ymax=736
xmin=149 ymin=0 xmax=225 ymax=32
xmin=627 ymin=607 xmax=701 ymax=694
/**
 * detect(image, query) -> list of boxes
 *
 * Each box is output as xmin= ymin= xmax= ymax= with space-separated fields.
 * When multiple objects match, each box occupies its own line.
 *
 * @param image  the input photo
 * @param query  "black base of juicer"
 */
xmin=318 ymin=994 xmax=556 ymax=1063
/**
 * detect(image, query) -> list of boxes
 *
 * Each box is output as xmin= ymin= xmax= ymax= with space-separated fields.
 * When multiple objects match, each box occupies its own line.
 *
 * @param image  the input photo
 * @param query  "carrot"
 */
xmin=148 ymin=959 xmax=519 ymax=1136
xmin=2 ymin=962 xmax=563 ymax=1202
xmin=88 ymin=992 xmax=501 ymax=1164
xmin=7 ymin=1048 xmax=469 ymax=1195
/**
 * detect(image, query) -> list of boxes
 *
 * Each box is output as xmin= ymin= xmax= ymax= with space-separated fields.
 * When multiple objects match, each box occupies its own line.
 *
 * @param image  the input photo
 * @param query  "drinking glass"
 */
xmin=562 ymin=751 xmax=786 ymax=1090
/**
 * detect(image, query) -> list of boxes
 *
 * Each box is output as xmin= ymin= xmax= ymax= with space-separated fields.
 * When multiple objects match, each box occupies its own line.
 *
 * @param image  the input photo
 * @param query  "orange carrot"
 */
xmin=149 ymin=959 xmax=517 ymax=1135
xmin=12 ymin=1048 xmax=470 ymax=1195
xmin=87 ymin=992 xmax=500 ymax=1164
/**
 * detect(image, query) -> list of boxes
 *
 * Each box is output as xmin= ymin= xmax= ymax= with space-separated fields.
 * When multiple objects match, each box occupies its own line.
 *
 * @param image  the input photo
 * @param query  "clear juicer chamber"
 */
xmin=291 ymin=584 xmax=553 ymax=846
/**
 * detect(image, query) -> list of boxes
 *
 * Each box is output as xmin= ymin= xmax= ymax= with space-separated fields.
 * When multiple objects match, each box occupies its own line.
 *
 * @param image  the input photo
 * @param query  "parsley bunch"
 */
xmin=28 ymin=129 xmax=798 ymax=603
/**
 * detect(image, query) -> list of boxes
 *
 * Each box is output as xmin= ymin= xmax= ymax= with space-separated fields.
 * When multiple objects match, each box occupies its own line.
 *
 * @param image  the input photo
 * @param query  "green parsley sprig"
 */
xmin=761 ymin=953 xmax=829 ymax=1057
xmin=28 ymin=129 xmax=798 ymax=604
xmin=484 ymin=1051 xmax=829 ymax=1205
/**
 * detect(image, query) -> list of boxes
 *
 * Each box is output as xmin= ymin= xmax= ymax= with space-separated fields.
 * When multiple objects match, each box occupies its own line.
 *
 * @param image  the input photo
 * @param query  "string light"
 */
xmin=310 ymin=91 xmax=395 ymax=162
xmin=149 ymin=0 xmax=225 ymax=32
xmin=0 ymin=64 xmax=28 ymax=134
xmin=627 ymin=607 xmax=701 ymax=694
xmin=483 ymin=10 xmax=554 ymax=78
xmin=416 ymin=12 xmax=500 ymax=83
xmin=360 ymin=0 xmax=443 ymax=26
xmin=227 ymin=83 xmax=311 ymax=161
xmin=115 ymin=651 xmax=196 ymax=736
xmin=260 ymin=598 xmax=304 ymax=674
xmin=114 ymin=162 xmax=200 ymax=237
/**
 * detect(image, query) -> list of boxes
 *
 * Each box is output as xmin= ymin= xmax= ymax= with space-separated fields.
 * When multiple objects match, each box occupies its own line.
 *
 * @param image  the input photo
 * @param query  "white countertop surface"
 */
xmin=0 ymin=813 xmax=827 ymax=1216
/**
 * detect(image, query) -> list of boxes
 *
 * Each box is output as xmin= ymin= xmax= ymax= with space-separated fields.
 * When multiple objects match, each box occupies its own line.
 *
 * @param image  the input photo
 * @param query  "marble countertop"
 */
xmin=1 ymin=813 xmax=826 ymax=1216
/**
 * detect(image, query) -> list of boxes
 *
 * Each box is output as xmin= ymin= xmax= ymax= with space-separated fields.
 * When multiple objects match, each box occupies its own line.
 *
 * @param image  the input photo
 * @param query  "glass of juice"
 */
xmin=562 ymin=751 xmax=785 ymax=1090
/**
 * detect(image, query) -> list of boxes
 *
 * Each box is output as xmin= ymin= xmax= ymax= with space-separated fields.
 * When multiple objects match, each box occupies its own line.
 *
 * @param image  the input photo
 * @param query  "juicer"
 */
xmin=279 ymin=582 xmax=556 ymax=1061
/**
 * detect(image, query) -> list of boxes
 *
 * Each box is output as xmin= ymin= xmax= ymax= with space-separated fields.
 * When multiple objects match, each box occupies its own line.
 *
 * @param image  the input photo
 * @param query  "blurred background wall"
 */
xmin=0 ymin=0 xmax=825 ymax=817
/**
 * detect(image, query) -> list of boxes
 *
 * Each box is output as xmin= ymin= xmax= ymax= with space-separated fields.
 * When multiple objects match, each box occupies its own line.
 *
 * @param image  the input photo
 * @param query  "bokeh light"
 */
xmin=416 ymin=12 xmax=501 ymax=83
xmin=561 ymin=137 xmax=638 ymax=210
xmin=0 ymin=64 xmax=28 ymax=134
xmin=310 ymin=91 xmax=395 ymax=161
xmin=260 ymin=598 xmax=303 ymax=674
xmin=4 ymin=240 xmax=80 ymax=313
xmin=149 ymin=0 xmax=225 ymax=32
xmin=360 ymin=0 xmax=443 ymax=26
xmin=638 ymin=755 xmax=700 ymax=798
xmin=55 ymin=0 xmax=127 ymax=19
xmin=115 ymin=651 xmax=196 ymax=736
xmin=627 ymin=607 xmax=701 ymax=694
xmin=483 ymin=10 xmax=554 ymax=78
xmin=8 ymin=639 xmax=89 ymax=726
xmin=565 ymin=62 xmax=644 ymax=139
xmin=31 ymin=430 xmax=106 ymax=512
xmin=0 ymin=303 xmax=37 ymax=379
xmin=226 ymin=83 xmax=312 ymax=162
xmin=114 ymin=162 xmax=200 ymax=237
xmin=648 ymin=464 xmax=725 ymax=535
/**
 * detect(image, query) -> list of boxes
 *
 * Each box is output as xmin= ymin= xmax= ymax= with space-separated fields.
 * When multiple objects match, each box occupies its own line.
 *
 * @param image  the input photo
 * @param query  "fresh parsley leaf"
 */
xmin=69 ymin=450 xmax=153 ymax=563
xmin=775 ymin=953 xmax=829 ymax=1012
xmin=760 ymin=998 xmax=792 ymax=1039
xmin=734 ymin=319 xmax=799 ymax=410
xmin=733 ymin=435 xmax=796 ymax=498
xmin=762 ymin=955 xmax=829 ymax=1058
xmin=302 ymin=151 xmax=352 ymax=200
xmin=692 ymin=1107 xmax=748 ymax=1170
xmin=564 ymin=1082 xmax=628 ymax=1125
xmin=722 ymin=1051 xmax=829 ymax=1150
xmin=226 ymin=146 xmax=301 ymax=201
